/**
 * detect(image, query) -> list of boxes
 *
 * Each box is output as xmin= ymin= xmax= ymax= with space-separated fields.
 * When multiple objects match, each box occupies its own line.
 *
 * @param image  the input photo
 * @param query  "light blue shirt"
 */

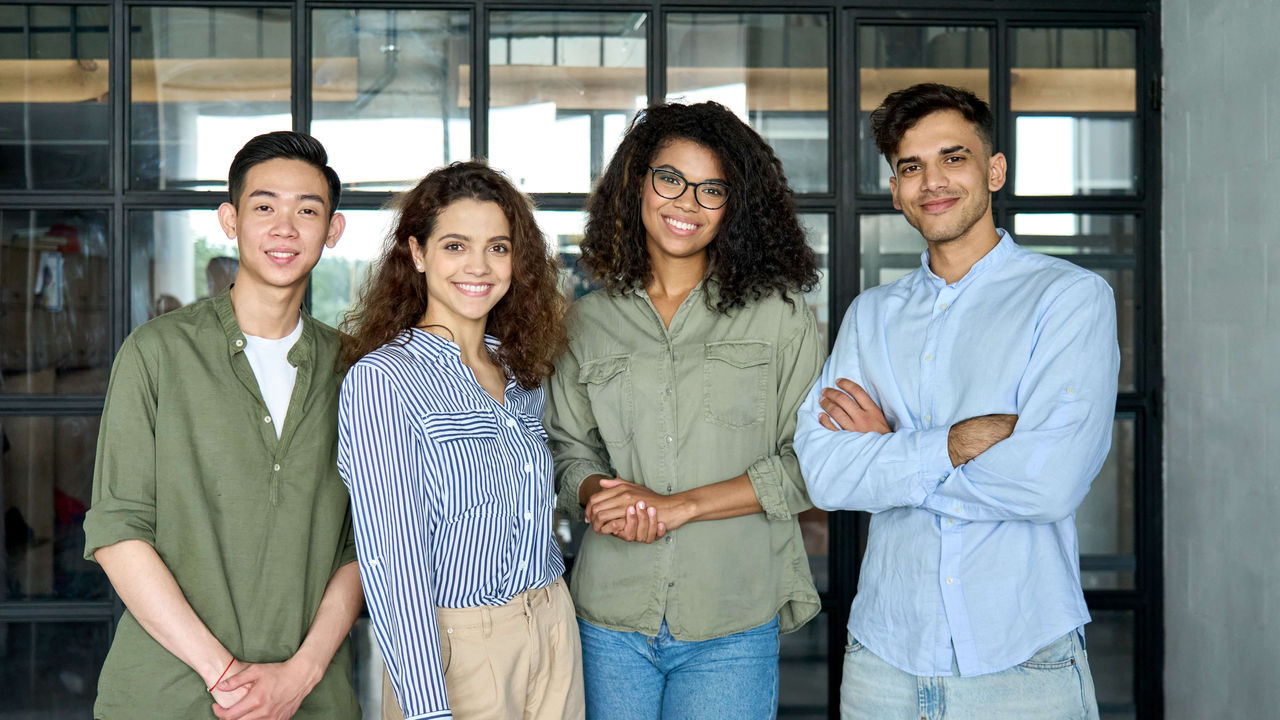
xmin=795 ymin=230 xmax=1119 ymax=677
xmin=337 ymin=329 xmax=564 ymax=719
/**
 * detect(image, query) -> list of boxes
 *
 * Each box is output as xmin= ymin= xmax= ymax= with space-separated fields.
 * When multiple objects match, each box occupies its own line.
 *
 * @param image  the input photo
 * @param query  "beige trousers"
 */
xmin=381 ymin=577 xmax=584 ymax=720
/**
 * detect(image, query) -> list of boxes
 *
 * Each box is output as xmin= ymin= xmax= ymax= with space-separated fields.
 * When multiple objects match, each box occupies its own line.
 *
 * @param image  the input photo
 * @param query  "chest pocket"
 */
xmin=419 ymin=408 xmax=500 ymax=443
xmin=578 ymin=354 xmax=633 ymax=447
xmin=702 ymin=340 xmax=771 ymax=428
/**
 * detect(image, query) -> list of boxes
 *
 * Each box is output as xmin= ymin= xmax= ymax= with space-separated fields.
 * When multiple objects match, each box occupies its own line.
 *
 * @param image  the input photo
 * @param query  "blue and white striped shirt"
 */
xmin=337 ymin=328 xmax=565 ymax=720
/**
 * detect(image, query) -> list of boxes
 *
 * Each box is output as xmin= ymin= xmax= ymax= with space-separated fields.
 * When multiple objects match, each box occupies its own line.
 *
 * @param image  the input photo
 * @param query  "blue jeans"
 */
xmin=578 ymin=616 xmax=781 ymax=720
xmin=840 ymin=631 xmax=1099 ymax=720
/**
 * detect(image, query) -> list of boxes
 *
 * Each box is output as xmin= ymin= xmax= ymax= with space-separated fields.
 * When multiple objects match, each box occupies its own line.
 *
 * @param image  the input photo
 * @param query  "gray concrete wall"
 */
xmin=1163 ymin=0 xmax=1280 ymax=715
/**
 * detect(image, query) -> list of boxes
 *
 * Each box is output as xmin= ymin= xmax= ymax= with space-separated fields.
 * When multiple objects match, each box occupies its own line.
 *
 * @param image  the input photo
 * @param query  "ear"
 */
xmin=408 ymin=236 xmax=426 ymax=271
xmin=325 ymin=212 xmax=346 ymax=249
xmin=216 ymin=202 xmax=238 ymax=240
xmin=889 ymin=175 xmax=902 ymax=211
xmin=987 ymin=152 xmax=1007 ymax=193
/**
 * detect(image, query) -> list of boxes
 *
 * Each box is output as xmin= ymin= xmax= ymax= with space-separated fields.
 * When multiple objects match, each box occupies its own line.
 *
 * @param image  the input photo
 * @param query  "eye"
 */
xmin=944 ymin=155 xmax=965 ymax=165
xmin=699 ymin=184 xmax=727 ymax=198
xmin=299 ymin=208 xmax=318 ymax=216
xmin=655 ymin=171 xmax=684 ymax=186
xmin=899 ymin=164 xmax=921 ymax=176
xmin=443 ymin=241 xmax=465 ymax=252
xmin=489 ymin=242 xmax=512 ymax=255
xmin=255 ymin=204 xmax=273 ymax=212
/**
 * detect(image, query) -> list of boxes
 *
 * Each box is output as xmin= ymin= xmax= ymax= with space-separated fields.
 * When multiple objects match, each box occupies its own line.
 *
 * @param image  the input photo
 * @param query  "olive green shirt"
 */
xmin=83 ymin=288 xmax=359 ymax=720
xmin=545 ymin=284 xmax=824 ymax=641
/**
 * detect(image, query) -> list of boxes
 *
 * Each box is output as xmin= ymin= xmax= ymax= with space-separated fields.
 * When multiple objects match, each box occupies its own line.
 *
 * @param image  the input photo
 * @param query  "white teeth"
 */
xmin=456 ymin=283 xmax=490 ymax=293
xmin=666 ymin=218 xmax=697 ymax=231
xmin=267 ymin=251 xmax=295 ymax=258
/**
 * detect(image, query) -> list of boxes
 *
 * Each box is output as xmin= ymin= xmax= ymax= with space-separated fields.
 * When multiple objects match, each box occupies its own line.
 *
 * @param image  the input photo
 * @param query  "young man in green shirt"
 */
xmin=83 ymin=131 xmax=362 ymax=720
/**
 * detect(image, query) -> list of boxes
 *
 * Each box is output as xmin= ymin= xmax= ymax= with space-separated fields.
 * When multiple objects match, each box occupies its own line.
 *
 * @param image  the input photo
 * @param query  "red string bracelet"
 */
xmin=208 ymin=658 xmax=235 ymax=692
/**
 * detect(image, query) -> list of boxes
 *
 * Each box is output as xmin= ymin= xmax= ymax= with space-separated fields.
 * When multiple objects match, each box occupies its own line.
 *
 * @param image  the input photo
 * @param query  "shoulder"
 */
xmin=1006 ymin=243 xmax=1113 ymax=300
xmin=123 ymin=296 xmax=220 ymax=360
xmin=568 ymin=287 xmax=629 ymax=322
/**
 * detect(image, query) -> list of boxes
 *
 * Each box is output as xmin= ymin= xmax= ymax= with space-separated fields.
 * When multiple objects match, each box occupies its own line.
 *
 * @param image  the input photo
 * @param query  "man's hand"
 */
xmin=211 ymin=658 xmax=323 ymax=720
xmin=818 ymin=379 xmax=892 ymax=434
xmin=210 ymin=659 xmax=251 ymax=709
xmin=947 ymin=414 xmax=1018 ymax=466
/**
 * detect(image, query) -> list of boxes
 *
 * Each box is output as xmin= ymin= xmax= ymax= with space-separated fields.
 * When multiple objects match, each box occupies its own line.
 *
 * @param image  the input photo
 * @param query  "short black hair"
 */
xmin=227 ymin=131 xmax=341 ymax=216
xmin=870 ymin=83 xmax=995 ymax=163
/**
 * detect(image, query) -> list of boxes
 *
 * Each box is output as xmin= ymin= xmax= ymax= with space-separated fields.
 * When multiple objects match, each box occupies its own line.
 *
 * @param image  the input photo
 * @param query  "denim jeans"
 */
xmin=840 ymin=630 xmax=1099 ymax=720
xmin=578 ymin=615 xmax=781 ymax=720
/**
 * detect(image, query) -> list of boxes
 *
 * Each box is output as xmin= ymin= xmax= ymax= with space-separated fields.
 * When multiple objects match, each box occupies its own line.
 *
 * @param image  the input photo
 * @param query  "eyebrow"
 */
xmin=894 ymin=145 xmax=973 ymax=170
xmin=247 ymin=189 xmax=327 ymax=207
xmin=438 ymin=233 xmax=512 ymax=243
xmin=654 ymin=164 xmax=728 ymax=184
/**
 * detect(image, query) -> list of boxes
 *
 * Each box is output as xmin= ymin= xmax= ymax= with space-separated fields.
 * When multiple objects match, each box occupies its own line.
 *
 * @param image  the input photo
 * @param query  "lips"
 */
xmin=265 ymin=249 xmax=299 ymax=263
xmin=920 ymin=196 xmax=961 ymax=213
xmin=453 ymin=282 xmax=493 ymax=297
xmin=663 ymin=216 xmax=699 ymax=235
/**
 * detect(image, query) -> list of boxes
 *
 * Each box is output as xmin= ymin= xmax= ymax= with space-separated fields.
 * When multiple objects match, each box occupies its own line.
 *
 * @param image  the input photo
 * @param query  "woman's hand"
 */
xmin=585 ymin=479 xmax=691 ymax=540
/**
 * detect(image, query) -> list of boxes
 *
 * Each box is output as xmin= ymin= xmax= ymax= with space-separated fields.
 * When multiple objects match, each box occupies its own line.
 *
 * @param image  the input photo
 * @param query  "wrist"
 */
xmin=203 ymin=654 xmax=236 ymax=690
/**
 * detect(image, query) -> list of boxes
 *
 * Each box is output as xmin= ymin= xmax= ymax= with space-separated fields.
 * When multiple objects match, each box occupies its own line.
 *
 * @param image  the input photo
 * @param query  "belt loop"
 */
xmin=482 ymin=607 xmax=492 ymax=638
xmin=524 ymin=590 xmax=533 ymax=619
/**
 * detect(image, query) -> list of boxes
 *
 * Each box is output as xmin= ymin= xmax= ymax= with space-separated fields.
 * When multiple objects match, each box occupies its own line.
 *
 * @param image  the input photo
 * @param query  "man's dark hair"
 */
xmin=869 ymin=83 xmax=995 ymax=163
xmin=227 ymin=131 xmax=341 ymax=216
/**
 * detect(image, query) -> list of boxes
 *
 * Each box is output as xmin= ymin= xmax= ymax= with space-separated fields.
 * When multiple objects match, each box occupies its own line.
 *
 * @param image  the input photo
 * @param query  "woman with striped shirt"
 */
xmin=336 ymin=162 xmax=581 ymax=719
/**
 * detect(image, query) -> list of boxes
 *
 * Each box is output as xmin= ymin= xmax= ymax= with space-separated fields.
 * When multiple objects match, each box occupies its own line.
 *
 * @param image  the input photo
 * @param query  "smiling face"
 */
xmin=641 ymin=138 xmax=727 ymax=267
xmin=888 ymin=109 xmax=1006 ymax=249
xmin=410 ymin=198 xmax=513 ymax=333
xmin=216 ymin=157 xmax=344 ymax=298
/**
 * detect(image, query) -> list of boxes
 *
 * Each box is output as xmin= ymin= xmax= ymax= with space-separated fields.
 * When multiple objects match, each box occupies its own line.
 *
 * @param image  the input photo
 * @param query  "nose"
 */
xmin=270 ymin=211 xmax=298 ymax=237
xmin=463 ymin=246 xmax=491 ymax=275
xmin=671 ymin=185 xmax=700 ymax=212
xmin=920 ymin=163 xmax=949 ymax=192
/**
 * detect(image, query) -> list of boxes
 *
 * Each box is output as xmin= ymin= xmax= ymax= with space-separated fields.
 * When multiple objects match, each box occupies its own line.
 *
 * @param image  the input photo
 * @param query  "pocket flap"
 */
xmin=419 ymin=409 xmax=499 ymax=442
xmin=704 ymin=340 xmax=771 ymax=368
xmin=578 ymin=354 xmax=631 ymax=384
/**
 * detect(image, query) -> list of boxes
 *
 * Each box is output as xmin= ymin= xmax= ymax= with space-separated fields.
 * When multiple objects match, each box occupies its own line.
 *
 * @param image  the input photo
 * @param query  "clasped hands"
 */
xmin=208 ymin=656 xmax=323 ymax=720
xmin=583 ymin=478 xmax=692 ymax=544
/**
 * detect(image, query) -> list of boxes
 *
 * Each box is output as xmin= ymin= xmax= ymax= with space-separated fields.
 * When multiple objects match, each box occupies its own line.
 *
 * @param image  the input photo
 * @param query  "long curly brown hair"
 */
xmin=580 ymin=101 xmax=819 ymax=313
xmin=339 ymin=161 xmax=567 ymax=388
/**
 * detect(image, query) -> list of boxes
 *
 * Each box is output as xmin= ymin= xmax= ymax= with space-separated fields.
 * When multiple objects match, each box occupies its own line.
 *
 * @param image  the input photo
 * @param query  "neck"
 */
xmin=419 ymin=312 xmax=490 ymax=368
xmin=646 ymin=250 xmax=708 ymax=300
xmin=927 ymin=222 xmax=1001 ymax=285
xmin=229 ymin=280 xmax=304 ymax=338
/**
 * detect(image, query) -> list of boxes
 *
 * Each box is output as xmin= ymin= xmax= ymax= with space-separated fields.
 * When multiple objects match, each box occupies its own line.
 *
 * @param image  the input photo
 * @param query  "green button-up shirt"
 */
xmin=83 ymin=288 xmax=359 ymax=720
xmin=545 ymin=283 xmax=824 ymax=641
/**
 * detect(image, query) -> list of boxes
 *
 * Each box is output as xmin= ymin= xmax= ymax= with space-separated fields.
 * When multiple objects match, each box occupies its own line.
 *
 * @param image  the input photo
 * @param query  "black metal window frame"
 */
xmin=0 ymin=1 xmax=1162 ymax=718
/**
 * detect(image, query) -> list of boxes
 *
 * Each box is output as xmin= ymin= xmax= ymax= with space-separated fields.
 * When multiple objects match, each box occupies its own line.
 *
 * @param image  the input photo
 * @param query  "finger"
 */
xmin=218 ymin=668 xmax=257 ymax=692
xmin=617 ymin=506 xmax=638 ymax=542
xmin=655 ymin=521 xmax=667 ymax=538
xmin=597 ymin=477 xmax=629 ymax=488
xmin=819 ymin=394 xmax=857 ymax=430
xmin=841 ymin=380 xmax=878 ymax=411
xmin=632 ymin=505 xmax=651 ymax=543
xmin=213 ymin=704 xmax=229 ymax=719
xmin=642 ymin=506 xmax=659 ymax=543
xmin=818 ymin=412 xmax=840 ymax=431
xmin=598 ymin=517 xmax=627 ymax=536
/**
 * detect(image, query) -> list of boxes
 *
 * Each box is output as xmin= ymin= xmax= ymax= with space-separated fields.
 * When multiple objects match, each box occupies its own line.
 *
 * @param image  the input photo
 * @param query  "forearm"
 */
xmin=290 ymin=561 xmax=363 ymax=689
xmin=947 ymin=414 xmax=1017 ymax=466
xmin=94 ymin=539 xmax=234 ymax=688
xmin=671 ymin=474 xmax=762 ymax=525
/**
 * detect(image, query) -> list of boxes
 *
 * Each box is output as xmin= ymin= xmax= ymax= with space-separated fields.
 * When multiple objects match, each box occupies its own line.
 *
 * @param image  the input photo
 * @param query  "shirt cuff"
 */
xmin=82 ymin=508 xmax=156 ymax=562
xmin=746 ymin=455 xmax=791 ymax=521
xmin=555 ymin=459 xmax=611 ymax=521
xmin=914 ymin=426 xmax=955 ymax=504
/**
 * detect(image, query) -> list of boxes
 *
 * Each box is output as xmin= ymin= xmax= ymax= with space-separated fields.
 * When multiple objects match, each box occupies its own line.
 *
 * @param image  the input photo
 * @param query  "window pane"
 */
xmin=310 ymin=210 xmax=395 ymax=329
xmin=1 ymin=415 xmax=108 ymax=600
xmin=312 ymin=9 xmax=470 ymax=192
xmin=858 ymin=213 xmax=922 ymax=290
xmin=488 ymin=12 xmax=647 ymax=194
xmin=0 ymin=5 xmax=111 ymax=190
xmin=0 ymin=621 xmax=110 ymax=715
xmin=0 ymin=209 xmax=111 ymax=395
xmin=1077 ymin=415 xmax=1136 ymax=590
xmin=858 ymin=25 xmax=989 ymax=194
xmin=667 ymin=13 xmax=829 ymax=193
xmin=1089 ymin=610 xmax=1136 ymax=719
xmin=779 ymin=611 xmax=828 ymax=718
xmin=1013 ymin=214 xmax=1138 ymax=392
xmin=127 ymin=209 xmax=234 ymax=329
xmin=1011 ymin=28 xmax=1137 ymax=196
xmin=130 ymin=7 xmax=292 ymax=190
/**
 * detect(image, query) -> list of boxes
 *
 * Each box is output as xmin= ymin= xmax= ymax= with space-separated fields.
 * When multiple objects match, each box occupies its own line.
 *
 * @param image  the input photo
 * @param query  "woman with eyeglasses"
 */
xmin=544 ymin=101 xmax=824 ymax=719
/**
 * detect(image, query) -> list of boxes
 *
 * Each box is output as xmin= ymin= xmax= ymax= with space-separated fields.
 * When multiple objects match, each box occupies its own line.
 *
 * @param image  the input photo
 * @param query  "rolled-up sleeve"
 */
xmin=338 ymin=365 xmax=452 ymax=720
xmin=84 ymin=335 xmax=160 ymax=560
xmin=544 ymin=341 xmax=614 ymax=521
xmin=747 ymin=304 xmax=826 ymax=521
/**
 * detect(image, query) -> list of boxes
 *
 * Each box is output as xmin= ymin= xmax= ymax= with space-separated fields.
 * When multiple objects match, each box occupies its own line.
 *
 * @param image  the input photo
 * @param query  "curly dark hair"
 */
xmin=579 ymin=101 xmax=819 ymax=313
xmin=870 ymin=83 xmax=995 ymax=161
xmin=339 ymin=161 xmax=567 ymax=388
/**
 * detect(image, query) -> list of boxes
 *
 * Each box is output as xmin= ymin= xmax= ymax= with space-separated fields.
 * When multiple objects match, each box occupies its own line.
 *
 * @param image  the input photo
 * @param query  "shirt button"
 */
xmin=273 ymin=463 xmax=280 ymax=472
xmin=665 ymin=536 xmax=672 ymax=543
xmin=946 ymin=519 xmax=954 ymax=526
xmin=523 ymin=463 xmax=533 ymax=473
xmin=665 ymin=435 xmax=672 ymax=444
xmin=666 ymin=485 xmax=672 ymax=492
xmin=263 ymin=415 xmax=272 ymax=424
xmin=940 ymin=302 xmax=949 ymax=310
xmin=665 ymin=387 xmax=673 ymax=395
xmin=946 ymin=578 xmax=954 ymax=585
xmin=924 ymin=354 xmax=933 ymax=362
xmin=234 ymin=339 xmax=244 ymax=348
xmin=924 ymin=413 xmax=932 ymax=423
xmin=524 ymin=512 xmax=532 ymax=520
xmin=954 ymin=505 xmax=962 ymax=513
xmin=446 ymin=628 xmax=453 ymax=634
xmin=668 ymin=581 xmax=675 ymax=588
xmin=506 ymin=418 xmax=517 ymax=428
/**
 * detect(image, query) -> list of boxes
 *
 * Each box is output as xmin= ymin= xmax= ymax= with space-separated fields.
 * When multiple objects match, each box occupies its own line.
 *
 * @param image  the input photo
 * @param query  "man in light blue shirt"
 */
xmin=795 ymin=83 xmax=1116 ymax=718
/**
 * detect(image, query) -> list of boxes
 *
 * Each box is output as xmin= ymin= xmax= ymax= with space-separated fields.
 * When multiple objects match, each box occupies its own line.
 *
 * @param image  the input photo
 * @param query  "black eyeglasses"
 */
xmin=648 ymin=167 xmax=731 ymax=210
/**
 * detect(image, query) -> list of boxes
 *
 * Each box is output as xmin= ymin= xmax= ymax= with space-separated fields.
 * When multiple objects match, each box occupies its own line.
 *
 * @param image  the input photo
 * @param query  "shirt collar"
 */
xmin=921 ymin=228 xmax=1015 ymax=289
xmin=215 ymin=284 xmax=315 ymax=365
xmin=401 ymin=327 xmax=501 ymax=365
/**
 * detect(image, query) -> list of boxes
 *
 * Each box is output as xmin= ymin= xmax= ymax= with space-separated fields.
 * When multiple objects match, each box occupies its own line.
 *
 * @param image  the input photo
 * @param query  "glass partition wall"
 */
xmin=0 ymin=3 xmax=1161 ymax=719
